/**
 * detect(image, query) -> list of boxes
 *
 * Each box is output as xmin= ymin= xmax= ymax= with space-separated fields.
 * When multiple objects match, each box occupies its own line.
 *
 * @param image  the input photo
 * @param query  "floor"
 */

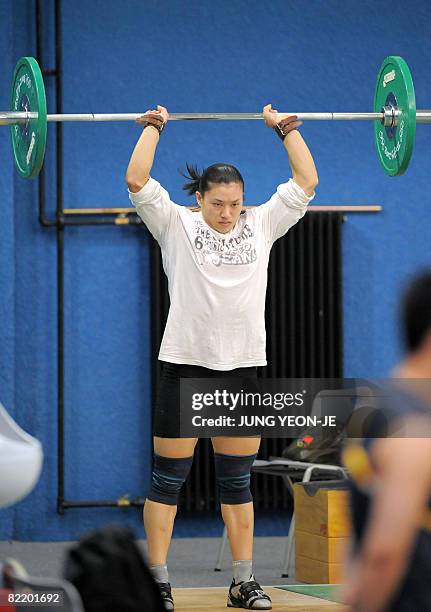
xmin=0 ymin=536 xmax=294 ymax=587
xmin=0 ymin=537 xmax=347 ymax=611
xmin=172 ymin=586 xmax=346 ymax=610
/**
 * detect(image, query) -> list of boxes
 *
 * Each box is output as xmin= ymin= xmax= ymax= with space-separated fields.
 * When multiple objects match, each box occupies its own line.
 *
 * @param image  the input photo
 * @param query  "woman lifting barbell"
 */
xmin=125 ymin=103 xmax=318 ymax=610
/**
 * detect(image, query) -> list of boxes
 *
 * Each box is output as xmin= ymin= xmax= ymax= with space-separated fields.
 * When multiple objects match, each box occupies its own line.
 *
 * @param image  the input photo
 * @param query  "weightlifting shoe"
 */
xmin=227 ymin=575 xmax=272 ymax=609
xmin=158 ymin=581 xmax=174 ymax=610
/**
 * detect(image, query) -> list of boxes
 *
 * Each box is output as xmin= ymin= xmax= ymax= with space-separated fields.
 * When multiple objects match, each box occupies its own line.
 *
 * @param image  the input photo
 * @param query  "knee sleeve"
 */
xmin=147 ymin=454 xmax=193 ymax=505
xmin=214 ymin=453 xmax=257 ymax=505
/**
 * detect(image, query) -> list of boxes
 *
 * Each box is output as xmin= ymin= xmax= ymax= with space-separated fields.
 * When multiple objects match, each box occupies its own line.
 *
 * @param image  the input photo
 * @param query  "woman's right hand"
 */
xmin=136 ymin=105 xmax=169 ymax=128
xmin=262 ymin=103 xmax=280 ymax=128
xmin=263 ymin=103 xmax=301 ymax=136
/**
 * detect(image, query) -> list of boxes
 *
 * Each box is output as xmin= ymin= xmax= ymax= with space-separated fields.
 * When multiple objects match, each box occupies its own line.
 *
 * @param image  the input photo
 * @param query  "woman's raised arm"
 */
xmin=125 ymin=105 xmax=169 ymax=193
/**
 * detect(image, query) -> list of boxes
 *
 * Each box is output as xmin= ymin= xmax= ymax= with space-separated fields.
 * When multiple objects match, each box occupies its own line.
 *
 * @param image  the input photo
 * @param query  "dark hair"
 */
xmin=400 ymin=270 xmax=431 ymax=351
xmin=180 ymin=163 xmax=244 ymax=196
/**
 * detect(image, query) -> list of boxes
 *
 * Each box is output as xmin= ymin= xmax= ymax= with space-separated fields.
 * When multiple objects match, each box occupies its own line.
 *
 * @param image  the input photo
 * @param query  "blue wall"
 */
xmin=0 ymin=0 xmax=16 ymax=539
xmin=1 ymin=0 xmax=430 ymax=540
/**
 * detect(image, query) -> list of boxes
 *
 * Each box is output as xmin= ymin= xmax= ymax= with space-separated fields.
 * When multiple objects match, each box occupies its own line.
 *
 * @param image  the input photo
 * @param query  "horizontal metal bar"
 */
xmin=309 ymin=205 xmax=382 ymax=212
xmin=61 ymin=497 xmax=145 ymax=509
xmin=47 ymin=112 xmax=389 ymax=122
xmin=0 ymin=112 xmax=33 ymax=124
xmin=50 ymin=112 xmax=266 ymax=122
xmin=2 ymin=109 xmax=431 ymax=126
xmin=416 ymin=110 xmax=431 ymax=123
xmin=61 ymin=217 xmax=142 ymax=226
xmin=63 ymin=205 xmax=382 ymax=215
xmin=63 ymin=207 xmax=136 ymax=214
xmin=0 ymin=111 xmax=386 ymax=124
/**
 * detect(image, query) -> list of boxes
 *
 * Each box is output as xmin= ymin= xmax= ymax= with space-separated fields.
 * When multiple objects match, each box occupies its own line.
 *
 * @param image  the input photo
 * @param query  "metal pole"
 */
xmin=416 ymin=110 xmax=431 ymax=123
xmin=2 ymin=110 xmax=431 ymax=124
xmin=46 ymin=112 xmax=387 ymax=122
xmin=0 ymin=111 xmax=384 ymax=123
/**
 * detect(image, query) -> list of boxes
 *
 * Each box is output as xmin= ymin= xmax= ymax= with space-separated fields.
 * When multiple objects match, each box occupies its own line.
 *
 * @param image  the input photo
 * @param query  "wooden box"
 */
xmin=294 ymin=481 xmax=352 ymax=584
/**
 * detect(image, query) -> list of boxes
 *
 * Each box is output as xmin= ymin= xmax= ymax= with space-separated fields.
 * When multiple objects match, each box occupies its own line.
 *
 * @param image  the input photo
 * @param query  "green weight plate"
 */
xmin=374 ymin=56 xmax=416 ymax=176
xmin=10 ymin=57 xmax=47 ymax=179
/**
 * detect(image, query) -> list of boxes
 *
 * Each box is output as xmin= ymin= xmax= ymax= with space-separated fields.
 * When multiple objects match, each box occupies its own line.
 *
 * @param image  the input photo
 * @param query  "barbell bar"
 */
xmin=4 ymin=55 xmax=428 ymax=179
xmin=5 ymin=111 xmax=427 ymax=123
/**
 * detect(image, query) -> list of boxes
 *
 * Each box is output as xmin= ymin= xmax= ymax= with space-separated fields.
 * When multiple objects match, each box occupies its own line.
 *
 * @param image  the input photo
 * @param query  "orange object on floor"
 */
xmin=294 ymin=481 xmax=352 ymax=584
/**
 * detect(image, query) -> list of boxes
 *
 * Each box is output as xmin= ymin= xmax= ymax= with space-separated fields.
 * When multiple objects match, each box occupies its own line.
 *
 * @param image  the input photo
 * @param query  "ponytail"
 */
xmin=180 ymin=163 xmax=244 ymax=197
xmin=181 ymin=163 xmax=202 ymax=195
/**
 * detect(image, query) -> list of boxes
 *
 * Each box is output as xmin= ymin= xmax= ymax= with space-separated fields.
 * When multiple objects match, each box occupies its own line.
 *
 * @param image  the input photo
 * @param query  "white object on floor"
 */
xmin=0 ymin=402 xmax=43 ymax=508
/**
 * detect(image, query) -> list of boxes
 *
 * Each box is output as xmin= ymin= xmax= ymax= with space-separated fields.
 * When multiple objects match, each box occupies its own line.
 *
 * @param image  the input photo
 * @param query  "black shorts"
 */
xmin=153 ymin=362 xmax=258 ymax=438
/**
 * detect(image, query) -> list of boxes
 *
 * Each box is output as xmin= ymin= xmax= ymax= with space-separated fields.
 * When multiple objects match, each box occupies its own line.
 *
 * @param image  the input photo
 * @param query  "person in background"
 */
xmin=342 ymin=271 xmax=431 ymax=611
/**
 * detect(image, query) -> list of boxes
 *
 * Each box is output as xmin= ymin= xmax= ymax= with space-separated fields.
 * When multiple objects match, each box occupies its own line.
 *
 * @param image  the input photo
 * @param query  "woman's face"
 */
xmin=196 ymin=182 xmax=244 ymax=234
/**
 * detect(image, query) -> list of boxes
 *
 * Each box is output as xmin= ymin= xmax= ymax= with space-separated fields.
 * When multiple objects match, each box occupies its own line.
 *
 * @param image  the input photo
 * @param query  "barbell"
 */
xmin=2 ymin=55 xmax=430 ymax=179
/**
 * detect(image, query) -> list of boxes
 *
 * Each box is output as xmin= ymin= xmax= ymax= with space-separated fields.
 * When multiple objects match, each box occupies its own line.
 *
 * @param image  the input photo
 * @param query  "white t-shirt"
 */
xmin=129 ymin=178 xmax=314 ymax=370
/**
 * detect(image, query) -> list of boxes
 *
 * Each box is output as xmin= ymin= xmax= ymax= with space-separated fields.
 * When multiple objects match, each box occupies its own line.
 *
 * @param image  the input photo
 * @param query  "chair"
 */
xmin=0 ymin=402 xmax=43 ymax=508
xmin=2 ymin=558 xmax=85 ymax=612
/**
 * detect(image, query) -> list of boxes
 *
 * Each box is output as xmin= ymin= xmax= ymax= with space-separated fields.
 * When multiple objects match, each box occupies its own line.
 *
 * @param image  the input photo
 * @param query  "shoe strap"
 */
xmin=159 ymin=583 xmax=173 ymax=599
xmin=241 ymin=580 xmax=271 ymax=601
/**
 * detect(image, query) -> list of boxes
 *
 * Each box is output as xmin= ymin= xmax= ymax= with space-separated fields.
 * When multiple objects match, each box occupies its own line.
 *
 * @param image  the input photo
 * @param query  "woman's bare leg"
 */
xmin=211 ymin=436 xmax=261 ymax=561
xmin=144 ymin=437 xmax=198 ymax=564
